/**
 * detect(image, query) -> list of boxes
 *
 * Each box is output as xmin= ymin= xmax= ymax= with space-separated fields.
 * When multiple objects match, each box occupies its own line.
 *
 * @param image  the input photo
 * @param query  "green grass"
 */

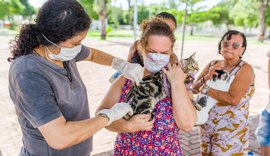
xmin=87 ymin=29 xmax=133 ymax=38
xmin=2 ymin=28 xmax=268 ymax=44
xmin=87 ymin=29 xmax=223 ymax=41
xmin=87 ymin=30 xmax=224 ymax=41
xmin=177 ymin=34 xmax=220 ymax=41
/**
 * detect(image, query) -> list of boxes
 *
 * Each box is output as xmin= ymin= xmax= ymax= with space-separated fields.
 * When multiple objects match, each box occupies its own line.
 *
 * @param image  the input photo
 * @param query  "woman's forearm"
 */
xmin=39 ymin=115 xmax=108 ymax=150
xmin=105 ymin=119 xmax=131 ymax=132
xmin=86 ymin=47 xmax=114 ymax=65
xmin=207 ymin=88 xmax=244 ymax=106
xmin=171 ymin=82 xmax=197 ymax=131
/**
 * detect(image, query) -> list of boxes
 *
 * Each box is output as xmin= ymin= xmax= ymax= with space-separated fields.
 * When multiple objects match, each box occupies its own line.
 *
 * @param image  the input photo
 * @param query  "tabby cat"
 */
xmin=181 ymin=52 xmax=199 ymax=75
xmin=194 ymin=70 xmax=233 ymax=125
xmin=123 ymin=72 xmax=167 ymax=120
xmin=181 ymin=52 xmax=199 ymax=91
xmin=123 ymin=53 xmax=199 ymax=120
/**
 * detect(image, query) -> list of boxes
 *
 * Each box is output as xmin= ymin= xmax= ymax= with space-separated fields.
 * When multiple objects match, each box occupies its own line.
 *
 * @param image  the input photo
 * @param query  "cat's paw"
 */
xmin=194 ymin=103 xmax=203 ymax=111
xmin=197 ymin=96 xmax=207 ymax=107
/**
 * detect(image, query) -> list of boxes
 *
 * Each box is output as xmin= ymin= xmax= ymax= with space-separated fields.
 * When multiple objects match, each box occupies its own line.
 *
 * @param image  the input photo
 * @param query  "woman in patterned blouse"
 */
xmin=193 ymin=30 xmax=255 ymax=156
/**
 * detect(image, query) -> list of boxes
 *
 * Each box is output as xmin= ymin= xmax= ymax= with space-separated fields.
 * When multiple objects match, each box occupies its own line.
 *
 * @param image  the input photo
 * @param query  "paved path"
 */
xmin=0 ymin=36 xmax=269 ymax=156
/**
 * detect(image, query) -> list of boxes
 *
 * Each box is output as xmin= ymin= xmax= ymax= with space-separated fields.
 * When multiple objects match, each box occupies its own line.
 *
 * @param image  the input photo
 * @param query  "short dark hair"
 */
xmin=218 ymin=30 xmax=247 ymax=56
xmin=9 ymin=0 xmax=91 ymax=61
xmin=156 ymin=12 xmax=177 ymax=27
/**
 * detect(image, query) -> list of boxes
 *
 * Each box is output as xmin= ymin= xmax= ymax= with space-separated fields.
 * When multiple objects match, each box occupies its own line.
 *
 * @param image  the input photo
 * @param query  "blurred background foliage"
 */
xmin=0 ymin=0 xmax=269 ymax=41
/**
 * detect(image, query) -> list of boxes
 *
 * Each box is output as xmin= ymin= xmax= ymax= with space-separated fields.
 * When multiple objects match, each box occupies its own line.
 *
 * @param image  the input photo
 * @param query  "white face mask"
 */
xmin=42 ymin=34 xmax=82 ymax=61
xmin=144 ymin=53 xmax=170 ymax=73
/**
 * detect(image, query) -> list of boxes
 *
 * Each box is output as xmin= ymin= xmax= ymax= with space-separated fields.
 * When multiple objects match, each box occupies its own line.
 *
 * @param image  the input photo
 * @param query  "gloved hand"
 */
xmin=112 ymin=57 xmax=144 ymax=85
xmin=97 ymin=102 xmax=134 ymax=125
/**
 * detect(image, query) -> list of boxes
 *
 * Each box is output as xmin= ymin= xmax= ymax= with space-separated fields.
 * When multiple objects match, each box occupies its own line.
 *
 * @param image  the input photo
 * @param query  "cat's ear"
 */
xmin=189 ymin=52 xmax=196 ymax=59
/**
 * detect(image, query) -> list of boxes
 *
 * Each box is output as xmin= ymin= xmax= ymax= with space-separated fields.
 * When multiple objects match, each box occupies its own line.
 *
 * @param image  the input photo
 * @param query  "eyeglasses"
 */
xmin=222 ymin=41 xmax=242 ymax=49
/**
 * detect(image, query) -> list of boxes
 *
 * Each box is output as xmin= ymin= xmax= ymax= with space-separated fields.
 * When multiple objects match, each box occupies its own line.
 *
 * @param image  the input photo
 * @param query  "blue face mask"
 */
xmin=42 ymin=34 xmax=82 ymax=61
xmin=144 ymin=53 xmax=170 ymax=73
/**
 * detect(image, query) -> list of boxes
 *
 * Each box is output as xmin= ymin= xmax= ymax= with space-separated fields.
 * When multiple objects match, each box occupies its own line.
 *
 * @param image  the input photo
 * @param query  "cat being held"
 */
xmin=123 ymin=53 xmax=199 ymax=121
xmin=194 ymin=70 xmax=234 ymax=125
xmin=180 ymin=52 xmax=199 ymax=92
xmin=123 ymin=72 xmax=167 ymax=120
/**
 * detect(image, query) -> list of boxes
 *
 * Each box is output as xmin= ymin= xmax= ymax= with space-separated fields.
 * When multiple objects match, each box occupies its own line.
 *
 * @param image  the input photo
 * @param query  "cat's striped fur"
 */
xmin=123 ymin=53 xmax=199 ymax=120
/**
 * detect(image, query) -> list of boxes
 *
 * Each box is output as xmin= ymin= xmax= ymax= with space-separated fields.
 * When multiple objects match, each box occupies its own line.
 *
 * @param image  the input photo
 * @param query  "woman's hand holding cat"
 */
xmin=162 ymin=63 xmax=186 ymax=85
xmin=126 ymin=114 xmax=154 ymax=132
xmin=204 ymin=64 xmax=223 ymax=81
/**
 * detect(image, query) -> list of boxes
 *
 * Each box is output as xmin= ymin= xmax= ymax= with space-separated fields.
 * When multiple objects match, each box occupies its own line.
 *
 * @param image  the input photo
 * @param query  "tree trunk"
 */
xmin=268 ymin=27 xmax=270 ymax=39
xmin=258 ymin=0 xmax=266 ymax=42
xmin=100 ymin=14 xmax=106 ymax=40
xmin=190 ymin=24 xmax=194 ymax=36
xmin=127 ymin=0 xmax=132 ymax=26
xmin=100 ymin=0 xmax=106 ymax=40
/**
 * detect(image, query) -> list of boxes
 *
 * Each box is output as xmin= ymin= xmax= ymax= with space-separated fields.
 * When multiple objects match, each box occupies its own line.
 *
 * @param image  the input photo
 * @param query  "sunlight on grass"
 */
xmin=87 ymin=30 xmax=133 ymax=38
xmin=87 ymin=29 xmax=268 ymax=46
xmin=1 ymin=28 xmax=268 ymax=45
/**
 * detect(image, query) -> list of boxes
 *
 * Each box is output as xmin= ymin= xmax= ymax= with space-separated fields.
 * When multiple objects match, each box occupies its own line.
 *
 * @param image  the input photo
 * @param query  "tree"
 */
xmin=93 ymin=0 xmax=111 ymax=40
xmin=180 ymin=0 xmax=205 ymax=35
xmin=127 ymin=0 xmax=132 ymax=25
xmin=266 ymin=5 xmax=270 ymax=38
xmin=257 ymin=0 xmax=269 ymax=42
xmin=107 ymin=6 xmax=124 ymax=28
xmin=208 ymin=3 xmax=233 ymax=30
xmin=20 ymin=0 xmax=36 ymax=21
xmin=230 ymin=0 xmax=258 ymax=30
xmin=0 ymin=0 xmax=24 ymax=29
xmin=136 ymin=4 xmax=149 ymax=24
xmin=168 ymin=9 xmax=184 ymax=27
xmin=79 ymin=0 xmax=99 ymax=20
xmin=0 ymin=0 xmax=23 ymax=19
xmin=168 ymin=0 xmax=179 ymax=10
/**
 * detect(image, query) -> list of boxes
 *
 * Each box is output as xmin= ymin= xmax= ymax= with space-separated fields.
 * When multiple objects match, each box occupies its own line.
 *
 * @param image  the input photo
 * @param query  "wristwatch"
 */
xmin=98 ymin=112 xmax=110 ymax=122
xmin=201 ymin=85 xmax=210 ymax=95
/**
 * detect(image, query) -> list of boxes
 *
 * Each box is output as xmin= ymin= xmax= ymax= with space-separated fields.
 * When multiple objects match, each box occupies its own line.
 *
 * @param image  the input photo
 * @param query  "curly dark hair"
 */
xmin=8 ymin=0 xmax=91 ymax=62
xmin=218 ymin=30 xmax=247 ymax=57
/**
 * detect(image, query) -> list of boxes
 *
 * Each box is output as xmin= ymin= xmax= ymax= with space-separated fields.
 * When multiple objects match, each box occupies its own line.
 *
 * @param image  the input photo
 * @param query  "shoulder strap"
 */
xmin=230 ymin=60 xmax=245 ymax=76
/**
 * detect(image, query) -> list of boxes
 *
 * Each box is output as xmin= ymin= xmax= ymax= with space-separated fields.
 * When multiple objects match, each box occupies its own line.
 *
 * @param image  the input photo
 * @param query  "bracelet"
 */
xmin=202 ymin=76 xmax=206 ymax=83
xmin=201 ymin=85 xmax=210 ymax=95
xmin=199 ymin=77 xmax=205 ymax=85
xmin=98 ymin=112 xmax=110 ymax=122
xmin=97 ymin=109 xmax=111 ymax=125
